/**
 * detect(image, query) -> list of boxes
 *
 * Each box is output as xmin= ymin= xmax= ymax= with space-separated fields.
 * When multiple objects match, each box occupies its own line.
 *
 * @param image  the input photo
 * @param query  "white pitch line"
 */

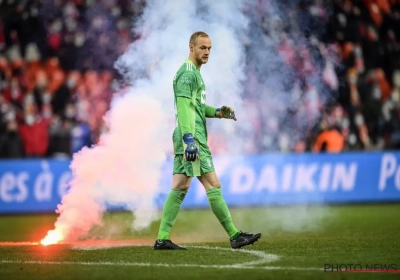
xmin=71 ymin=244 xmax=279 ymax=267
xmin=260 ymin=266 xmax=324 ymax=271
xmin=0 ymin=260 xmax=323 ymax=271
xmin=1 ymin=244 xmax=286 ymax=271
xmin=186 ymin=246 xmax=279 ymax=266
xmin=71 ymin=243 xmax=150 ymax=250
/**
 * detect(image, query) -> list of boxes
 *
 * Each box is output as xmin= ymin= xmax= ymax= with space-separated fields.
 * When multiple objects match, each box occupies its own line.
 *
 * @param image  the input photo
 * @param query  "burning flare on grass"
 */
xmin=40 ymin=230 xmax=63 ymax=246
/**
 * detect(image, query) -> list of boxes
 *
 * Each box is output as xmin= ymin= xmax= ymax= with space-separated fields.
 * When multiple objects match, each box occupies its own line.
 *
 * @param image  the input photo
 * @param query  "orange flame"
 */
xmin=40 ymin=230 xmax=63 ymax=246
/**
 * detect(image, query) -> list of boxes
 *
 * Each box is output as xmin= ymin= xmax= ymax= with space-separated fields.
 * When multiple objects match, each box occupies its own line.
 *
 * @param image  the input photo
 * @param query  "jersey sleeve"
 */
xmin=205 ymin=104 xmax=217 ymax=118
xmin=175 ymin=72 xmax=196 ymax=98
xmin=176 ymin=96 xmax=192 ymax=135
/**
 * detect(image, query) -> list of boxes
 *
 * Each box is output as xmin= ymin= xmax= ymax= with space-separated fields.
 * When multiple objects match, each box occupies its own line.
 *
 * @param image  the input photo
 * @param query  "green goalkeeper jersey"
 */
xmin=173 ymin=59 xmax=209 ymax=155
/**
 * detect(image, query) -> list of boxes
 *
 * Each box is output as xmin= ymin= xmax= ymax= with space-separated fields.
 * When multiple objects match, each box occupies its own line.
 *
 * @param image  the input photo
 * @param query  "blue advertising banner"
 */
xmin=1 ymin=152 xmax=400 ymax=213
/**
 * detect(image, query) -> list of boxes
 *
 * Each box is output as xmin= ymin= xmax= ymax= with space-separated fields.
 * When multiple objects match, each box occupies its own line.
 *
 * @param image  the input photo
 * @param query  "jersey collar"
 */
xmin=185 ymin=59 xmax=199 ymax=70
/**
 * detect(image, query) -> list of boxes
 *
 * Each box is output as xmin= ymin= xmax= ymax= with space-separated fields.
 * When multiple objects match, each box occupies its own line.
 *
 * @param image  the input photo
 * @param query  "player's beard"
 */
xmin=197 ymin=55 xmax=208 ymax=65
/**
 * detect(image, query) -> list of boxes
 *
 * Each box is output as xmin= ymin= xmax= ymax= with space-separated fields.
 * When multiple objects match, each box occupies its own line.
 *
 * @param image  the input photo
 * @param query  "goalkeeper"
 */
xmin=154 ymin=31 xmax=262 ymax=250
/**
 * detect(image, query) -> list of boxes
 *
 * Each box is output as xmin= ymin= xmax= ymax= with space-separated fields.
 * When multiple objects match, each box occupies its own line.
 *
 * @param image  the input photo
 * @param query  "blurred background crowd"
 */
xmin=0 ymin=0 xmax=144 ymax=158
xmin=1 ymin=0 xmax=400 ymax=158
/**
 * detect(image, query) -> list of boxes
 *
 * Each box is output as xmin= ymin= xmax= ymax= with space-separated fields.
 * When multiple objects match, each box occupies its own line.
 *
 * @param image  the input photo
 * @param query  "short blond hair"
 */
xmin=189 ymin=31 xmax=209 ymax=45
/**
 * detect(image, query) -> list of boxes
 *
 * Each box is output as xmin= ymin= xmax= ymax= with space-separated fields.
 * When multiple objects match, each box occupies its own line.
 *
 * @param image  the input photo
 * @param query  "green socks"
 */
xmin=206 ymin=187 xmax=239 ymax=239
xmin=157 ymin=189 xmax=187 ymax=240
xmin=157 ymin=187 xmax=240 ymax=241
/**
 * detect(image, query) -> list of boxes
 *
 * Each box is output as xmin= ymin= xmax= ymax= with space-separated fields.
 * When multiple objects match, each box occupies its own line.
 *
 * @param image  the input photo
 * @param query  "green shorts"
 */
xmin=173 ymin=154 xmax=215 ymax=177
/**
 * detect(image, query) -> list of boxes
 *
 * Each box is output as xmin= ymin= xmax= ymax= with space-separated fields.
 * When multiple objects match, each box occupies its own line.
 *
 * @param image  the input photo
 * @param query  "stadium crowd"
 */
xmin=0 ymin=0 xmax=144 ymax=158
xmin=0 ymin=0 xmax=400 ymax=158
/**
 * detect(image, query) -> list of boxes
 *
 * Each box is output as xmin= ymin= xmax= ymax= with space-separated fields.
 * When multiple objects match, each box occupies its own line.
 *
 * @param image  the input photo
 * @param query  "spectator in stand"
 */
xmin=0 ymin=111 xmax=25 ymax=158
xmin=313 ymin=118 xmax=345 ymax=152
xmin=47 ymin=113 xmax=72 ymax=158
xmin=19 ymin=108 xmax=50 ymax=158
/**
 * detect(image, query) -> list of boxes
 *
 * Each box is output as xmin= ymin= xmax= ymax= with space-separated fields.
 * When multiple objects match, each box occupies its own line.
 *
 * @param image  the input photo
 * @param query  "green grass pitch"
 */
xmin=0 ymin=204 xmax=399 ymax=279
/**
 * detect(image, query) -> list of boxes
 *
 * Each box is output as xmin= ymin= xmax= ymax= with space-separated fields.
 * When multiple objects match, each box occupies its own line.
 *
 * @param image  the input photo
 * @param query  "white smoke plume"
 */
xmin=233 ymin=0 xmax=336 ymax=232
xmin=42 ymin=0 xmax=252 ymax=244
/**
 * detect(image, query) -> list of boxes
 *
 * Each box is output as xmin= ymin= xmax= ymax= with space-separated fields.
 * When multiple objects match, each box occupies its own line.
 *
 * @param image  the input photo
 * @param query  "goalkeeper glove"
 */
xmin=183 ymin=133 xmax=199 ymax=162
xmin=216 ymin=106 xmax=237 ymax=121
